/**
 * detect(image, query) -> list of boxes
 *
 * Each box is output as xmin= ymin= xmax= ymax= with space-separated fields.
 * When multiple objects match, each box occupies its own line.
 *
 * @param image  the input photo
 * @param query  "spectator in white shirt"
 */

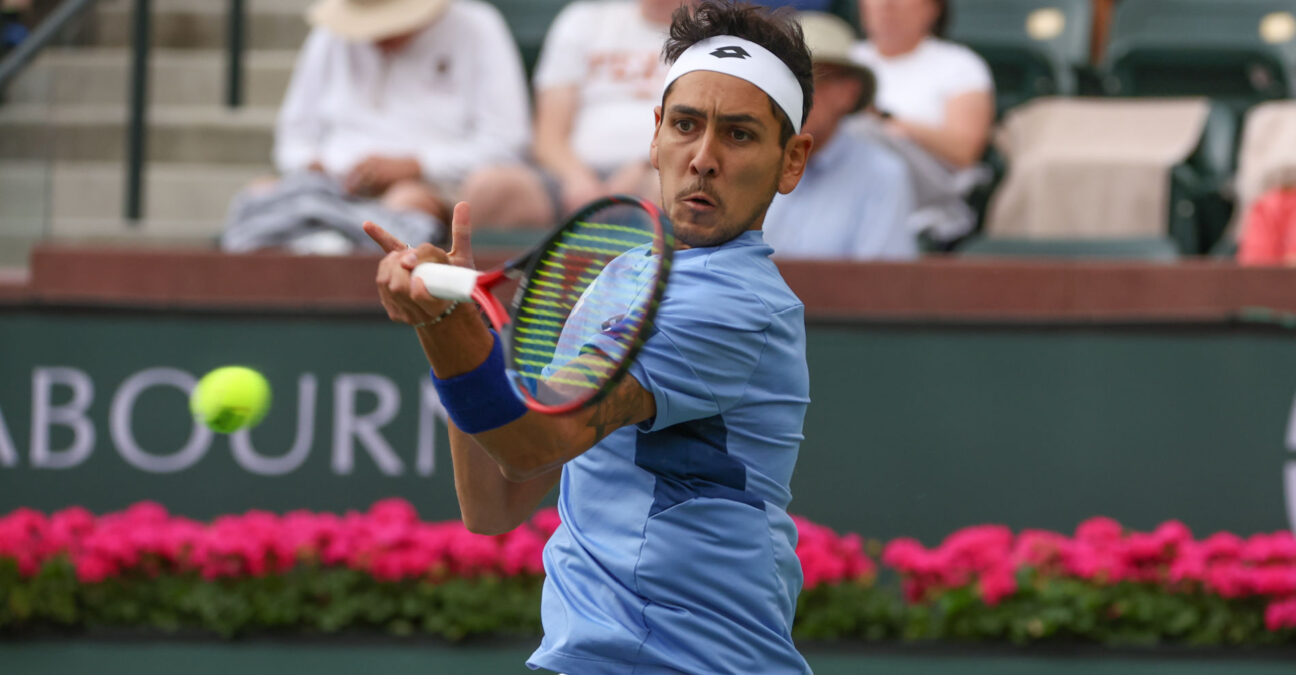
xmin=460 ymin=0 xmax=693 ymax=228
xmin=270 ymin=0 xmax=530 ymax=226
xmin=852 ymin=0 xmax=993 ymax=169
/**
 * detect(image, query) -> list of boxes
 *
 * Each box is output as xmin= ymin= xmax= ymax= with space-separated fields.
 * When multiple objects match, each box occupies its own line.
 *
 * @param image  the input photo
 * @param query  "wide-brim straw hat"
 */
xmin=307 ymin=0 xmax=451 ymax=42
xmin=797 ymin=11 xmax=877 ymax=112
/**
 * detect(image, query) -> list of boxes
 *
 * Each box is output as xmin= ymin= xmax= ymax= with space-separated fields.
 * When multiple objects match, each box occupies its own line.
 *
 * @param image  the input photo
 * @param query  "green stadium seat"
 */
xmin=484 ymin=0 xmax=572 ymax=78
xmin=471 ymin=228 xmax=548 ymax=252
xmin=957 ymin=234 xmax=1181 ymax=260
xmin=948 ymin=0 xmax=1093 ymax=115
xmin=983 ymin=97 xmax=1235 ymax=254
xmin=1103 ymin=0 xmax=1296 ymax=114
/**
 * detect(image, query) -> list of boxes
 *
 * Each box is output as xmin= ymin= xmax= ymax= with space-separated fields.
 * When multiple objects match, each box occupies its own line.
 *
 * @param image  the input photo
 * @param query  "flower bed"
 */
xmin=2 ymin=502 xmax=1295 ymax=646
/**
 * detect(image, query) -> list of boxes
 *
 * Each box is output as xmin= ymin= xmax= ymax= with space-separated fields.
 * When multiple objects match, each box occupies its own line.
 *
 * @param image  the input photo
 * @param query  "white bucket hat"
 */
xmin=797 ymin=11 xmax=877 ymax=112
xmin=307 ymin=0 xmax=451 ymax=42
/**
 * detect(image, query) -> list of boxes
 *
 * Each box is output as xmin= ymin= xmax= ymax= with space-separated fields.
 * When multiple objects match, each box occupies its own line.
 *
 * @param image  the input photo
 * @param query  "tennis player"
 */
xmin=366 ymin=1 xmax=815 ymax=672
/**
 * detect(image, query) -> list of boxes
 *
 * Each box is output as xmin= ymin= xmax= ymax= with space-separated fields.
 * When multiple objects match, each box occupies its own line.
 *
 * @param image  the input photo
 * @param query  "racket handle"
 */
xmin=412 ymin=263 xmax=478 ymax=302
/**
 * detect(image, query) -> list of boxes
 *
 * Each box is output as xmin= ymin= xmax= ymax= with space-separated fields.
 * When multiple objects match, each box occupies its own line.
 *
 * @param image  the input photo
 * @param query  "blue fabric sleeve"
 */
xmin=611 ymin=271 xmax=771 ymax=432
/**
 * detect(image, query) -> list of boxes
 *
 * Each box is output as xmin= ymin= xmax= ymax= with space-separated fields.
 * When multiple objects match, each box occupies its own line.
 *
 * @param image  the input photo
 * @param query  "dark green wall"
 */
xmin=2 ymin=310 xmax=1294 ymax=542
xmin=3 ymin=641 xmax=1295 ymax=675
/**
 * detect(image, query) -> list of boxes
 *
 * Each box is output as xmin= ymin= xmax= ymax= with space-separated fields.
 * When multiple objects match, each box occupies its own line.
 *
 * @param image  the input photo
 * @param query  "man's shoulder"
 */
xmin=667 ymin=243 xmax=801 ymax=325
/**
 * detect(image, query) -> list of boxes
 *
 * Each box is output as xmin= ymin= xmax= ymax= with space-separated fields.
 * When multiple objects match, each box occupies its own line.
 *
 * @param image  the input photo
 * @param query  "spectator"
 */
xmin=763 ymin=11 xmax=916 ymax=260
xmin=847 ymin=0 xmax=994 ymax=244
xmin=1238 ymin=183 xmax=1296 ymax=266
xmin=223 ymin=0 xmax=529 ymax=254
xmin=749 ymin=0 xmax=835 ymax=10
xmin=853 ymin=0 xmax=992 ymax=168
xmin=1 ymin=0 xmax=30 ymax=54
xmin=461 ymin=0 xmax=693 ymax=228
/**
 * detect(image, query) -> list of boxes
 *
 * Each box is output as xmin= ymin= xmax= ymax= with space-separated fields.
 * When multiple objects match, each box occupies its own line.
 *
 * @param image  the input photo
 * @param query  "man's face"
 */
xmin=640 ymin=0 xmax=693 ymax=24
xmin=375 ymin=30 xmax=419 ymax=54
xmin=802 ymin=66 xmax=863 ymax=143
xmin=650 ymin=71 xmax=810 ymax=248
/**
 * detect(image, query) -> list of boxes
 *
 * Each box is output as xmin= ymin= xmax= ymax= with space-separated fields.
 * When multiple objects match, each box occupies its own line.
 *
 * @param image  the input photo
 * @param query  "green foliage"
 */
xmin=1 ymin=556 xmax=543 ymax=641
xmin=5 ymin=558 xmax=1296 ymax=646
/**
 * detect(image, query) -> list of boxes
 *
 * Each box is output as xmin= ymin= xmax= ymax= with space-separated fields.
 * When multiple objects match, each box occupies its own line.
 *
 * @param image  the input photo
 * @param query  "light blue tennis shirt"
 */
xmin=527 ymin=230 xmax=812 ymax=675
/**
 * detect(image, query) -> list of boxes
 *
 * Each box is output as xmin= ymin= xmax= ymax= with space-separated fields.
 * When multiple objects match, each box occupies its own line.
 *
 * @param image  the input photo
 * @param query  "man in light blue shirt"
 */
xmin=365 ymin=2 xmax=818 ymax=672
xmin=763 ymin=12 xmax=917 ymax=261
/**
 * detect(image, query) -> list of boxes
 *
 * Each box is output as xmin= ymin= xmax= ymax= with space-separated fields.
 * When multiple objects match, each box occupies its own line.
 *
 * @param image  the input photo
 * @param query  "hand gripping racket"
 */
xmin=413 ymin=196 xmax=673 ymax=415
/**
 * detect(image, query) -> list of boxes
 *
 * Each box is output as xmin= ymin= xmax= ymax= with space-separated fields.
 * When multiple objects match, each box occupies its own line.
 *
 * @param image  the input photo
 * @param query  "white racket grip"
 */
xmin=412 ymin=263 xmax=479 ymax=302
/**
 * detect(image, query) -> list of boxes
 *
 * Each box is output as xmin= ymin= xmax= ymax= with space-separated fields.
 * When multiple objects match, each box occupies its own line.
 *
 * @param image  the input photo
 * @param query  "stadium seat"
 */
xmin=957 ymin=235 xmax=1180 ymax=260
xmin=948 ymin=0 xmax=1093 ymax=115
xmin=982 ymin=97 xmax=1234 ymax=254
xmin=471 ymin=228 xmax=548 ymax=252
xmin=483 ymin=0 xmax=571 ymax=77
xmin=1103 ymin=0 xmax=1296 ymax=114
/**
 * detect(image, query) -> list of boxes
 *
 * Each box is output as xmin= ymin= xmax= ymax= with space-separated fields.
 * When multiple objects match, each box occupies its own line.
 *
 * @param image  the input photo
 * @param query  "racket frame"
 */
xmin=500 ymin=195 xmax=673 ymax=415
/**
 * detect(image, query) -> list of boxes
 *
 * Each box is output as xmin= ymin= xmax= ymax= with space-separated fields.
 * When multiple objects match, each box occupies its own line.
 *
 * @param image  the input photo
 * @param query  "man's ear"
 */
xmin=650 ymin=105 xmax=663 ymax=171
xmin=777 ymin=132 xmax=814 ymax=195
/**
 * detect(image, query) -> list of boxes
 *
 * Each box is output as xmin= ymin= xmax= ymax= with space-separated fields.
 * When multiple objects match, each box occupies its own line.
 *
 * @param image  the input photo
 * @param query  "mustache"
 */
xmin=674 ymin=182 xmax=722 ymax=208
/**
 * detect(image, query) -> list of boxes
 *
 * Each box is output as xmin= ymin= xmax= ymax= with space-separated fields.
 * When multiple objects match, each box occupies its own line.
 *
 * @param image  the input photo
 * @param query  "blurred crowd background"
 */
xmin=5 ymin=0 xmax=1296 ymax=268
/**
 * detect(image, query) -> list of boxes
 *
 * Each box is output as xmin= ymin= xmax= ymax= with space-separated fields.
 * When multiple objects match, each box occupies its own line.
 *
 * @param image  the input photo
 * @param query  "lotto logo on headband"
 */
xmin=663 ymin=35 xmax=805 ymax=133
xmin=710 ymin=46 xmax=751 ymax=59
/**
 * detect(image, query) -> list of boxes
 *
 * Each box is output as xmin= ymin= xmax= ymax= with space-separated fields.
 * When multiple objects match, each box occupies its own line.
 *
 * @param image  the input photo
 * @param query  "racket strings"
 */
xmin=510 ymin=212 xmax=660 ymax=402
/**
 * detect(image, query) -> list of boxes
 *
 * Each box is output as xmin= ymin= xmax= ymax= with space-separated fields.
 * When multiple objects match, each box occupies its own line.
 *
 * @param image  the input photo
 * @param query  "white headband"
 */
xmin=662 ymin=35 xmax=804 ymax=134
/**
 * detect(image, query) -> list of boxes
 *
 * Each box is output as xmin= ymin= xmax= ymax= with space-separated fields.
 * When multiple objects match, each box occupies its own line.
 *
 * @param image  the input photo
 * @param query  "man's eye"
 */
xmin=731 ymin=128 xmax=752 ymax=141
xmin=674 ymin=119 xmax=695 ymax=132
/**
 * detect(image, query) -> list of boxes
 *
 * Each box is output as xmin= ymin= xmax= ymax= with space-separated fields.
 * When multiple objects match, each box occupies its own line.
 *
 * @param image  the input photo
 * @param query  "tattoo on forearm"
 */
xmin=585 ymin=383 xmax=643 ymax=442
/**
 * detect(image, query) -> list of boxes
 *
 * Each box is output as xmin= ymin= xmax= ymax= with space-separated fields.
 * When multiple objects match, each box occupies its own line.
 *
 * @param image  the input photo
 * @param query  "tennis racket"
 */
xmin=413 ymin=195 xmax=673 ymax=415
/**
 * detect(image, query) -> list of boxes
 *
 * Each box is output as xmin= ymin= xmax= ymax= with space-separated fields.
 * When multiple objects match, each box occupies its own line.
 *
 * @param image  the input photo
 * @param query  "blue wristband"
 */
xmin=430 ymin=330 xmax=528 ymax=433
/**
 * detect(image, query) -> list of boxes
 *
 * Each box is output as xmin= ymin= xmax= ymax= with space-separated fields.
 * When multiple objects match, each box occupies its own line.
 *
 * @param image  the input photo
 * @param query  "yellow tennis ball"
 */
xmin=190 ymin=366 xmax=271 ymax=434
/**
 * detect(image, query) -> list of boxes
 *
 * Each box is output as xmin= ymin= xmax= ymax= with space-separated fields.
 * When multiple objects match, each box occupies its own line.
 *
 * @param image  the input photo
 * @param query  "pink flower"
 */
xmin=1201 ymin=532 xmax=1244 ymax=562
xmin=978 ymin=564 xmax=1017 ymax=606
xmin=369 ymin=498 xmax=419 ymax=525
xmin=1265 ymin=597 xmax=1296 ymax=631
xmin=529 ymin=508 xmax=562 ymax=537
xmin=74 ymin=554 xmax=114 ymax=583
xmin=1075 ymin=516 xmax=1123 ymax=545
xmin=500 ymin=526 xmax=547 ymax=576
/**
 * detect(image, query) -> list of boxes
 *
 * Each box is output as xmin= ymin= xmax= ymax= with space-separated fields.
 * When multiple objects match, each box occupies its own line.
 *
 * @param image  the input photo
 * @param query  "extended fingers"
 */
xmin=448 ymin=201 xmax=475 ymax=269
xmin=364 ymin=221 xmax=408 ymax=253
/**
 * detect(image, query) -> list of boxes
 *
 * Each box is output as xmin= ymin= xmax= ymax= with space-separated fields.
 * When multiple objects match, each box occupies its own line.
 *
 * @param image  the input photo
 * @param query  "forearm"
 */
xmin=417 ymin=306 xmax=585 ymax=480
xmin=893 ymin=119 xmax=985 ymax=169
xmin=448 ymin=423 xmax=559 ymax=534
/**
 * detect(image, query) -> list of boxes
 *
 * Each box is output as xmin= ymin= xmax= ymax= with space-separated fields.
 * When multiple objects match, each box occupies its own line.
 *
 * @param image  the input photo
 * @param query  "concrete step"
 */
xmin=88 ymin=0 xmax=312 ymax=51
xmin=0 ymin=161 xmax=266 ymax=238
xmin=0 ymin=103 xmax=276 ymax=164
xmin=7 ymin=48 xmax=296 ymax=107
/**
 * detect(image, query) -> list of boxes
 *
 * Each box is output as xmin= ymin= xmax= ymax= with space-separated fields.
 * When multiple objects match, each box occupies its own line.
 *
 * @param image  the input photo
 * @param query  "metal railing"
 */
xmin=0 ymin=0 xmax=248 ymax=223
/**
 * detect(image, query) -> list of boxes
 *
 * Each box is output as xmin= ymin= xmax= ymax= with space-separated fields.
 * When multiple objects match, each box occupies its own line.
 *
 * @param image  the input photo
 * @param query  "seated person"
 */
xmin=224 ymin=0 xmax=530 ymax=253
xmin=1 ymin=0 xmax=30 ymax=53
xmin=461 ymin=0 xmax=690 ymax=228
xmin=762 ymin=11 xmax=916 ymax=261
xmin=844 ymin=0 xmax=993 ymax=244
xmin=851 ymin=0 xmax=993 ymax=169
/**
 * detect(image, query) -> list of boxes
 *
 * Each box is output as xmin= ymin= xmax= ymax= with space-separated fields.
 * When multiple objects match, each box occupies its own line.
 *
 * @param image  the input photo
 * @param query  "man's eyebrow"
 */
xmin=666 ymin=104 xmax=768 ymax=129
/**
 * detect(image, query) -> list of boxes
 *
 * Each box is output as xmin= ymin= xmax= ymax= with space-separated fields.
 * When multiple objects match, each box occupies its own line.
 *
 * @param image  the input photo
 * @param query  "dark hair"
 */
xmin=662 ymin=1 xmax=814 ymax=146
xmin=932 ymin=0 xmax=949 ymax=38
